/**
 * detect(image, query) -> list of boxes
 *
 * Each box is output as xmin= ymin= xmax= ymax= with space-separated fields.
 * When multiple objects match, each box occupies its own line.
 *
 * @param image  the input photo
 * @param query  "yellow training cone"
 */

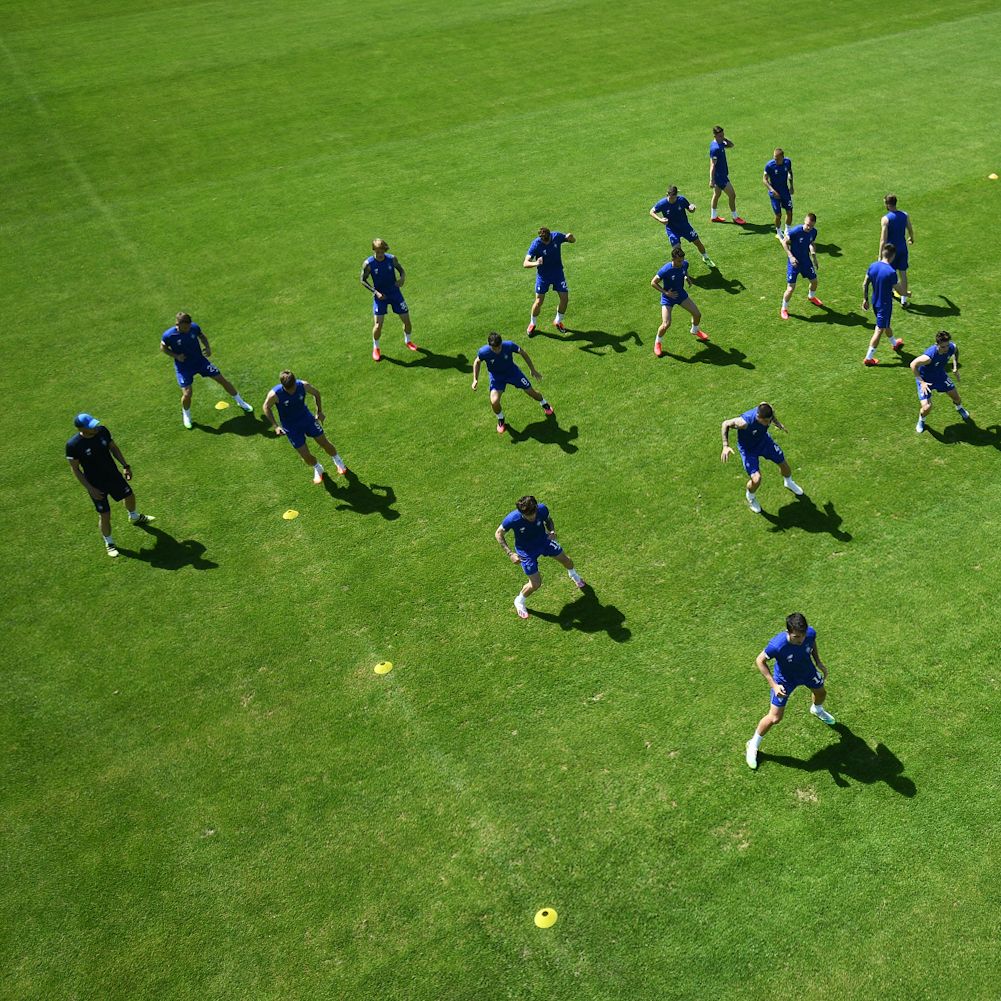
xmin=534 ymin=908 xmax=558 ymax=928
xmin=215 ymin=400 xmax=230 ymax=410
xmin=282 ymin=509 xmax=299 ymax=520
xmin=374 ymin=661 xmax=393 ymax=675
xmin=989 ymin=173 xmax=998 ymax=180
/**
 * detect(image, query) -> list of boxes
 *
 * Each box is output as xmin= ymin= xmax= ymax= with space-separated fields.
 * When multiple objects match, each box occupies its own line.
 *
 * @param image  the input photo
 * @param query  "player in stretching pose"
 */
xmin=745 ymin=611 xmax=835 ymax=770
xmin=495 ymin=495 xmax=585 ymax=620
xmin=524 ymin=227 xmax=576 ymax=336
xmin=471 ymin=332 xmax=553 ymax=434
xmin=879 ymin=194 xmax=914 ymax=306
xmin=709 ymin=125 xmax=745 ymax=225
xmin=763 ymin=147 xmax=794 ymax=238
xmin=910 ymin=331 xmax=972 ymax=433
xmin=779 ymin=213 xmax=823 ymax=319
xmin=862 ymin=245 xmax=905 ymax=365
xmin=649 ymin=186 xmax=716 ymax=268
xmin=360 ymin=238 xmax=417 ymax=361
xmin=651 ymin=246 xmax=709 ymax=357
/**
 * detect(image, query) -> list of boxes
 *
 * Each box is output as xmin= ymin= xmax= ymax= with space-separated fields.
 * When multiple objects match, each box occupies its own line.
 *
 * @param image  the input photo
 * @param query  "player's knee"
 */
xmin=750 ymin=473 xmax=761 ymax=488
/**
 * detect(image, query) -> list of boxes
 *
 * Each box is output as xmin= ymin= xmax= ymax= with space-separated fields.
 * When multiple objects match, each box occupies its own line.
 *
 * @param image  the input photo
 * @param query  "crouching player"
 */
xmin=651 ymin=246 xmax=709 ymax=357
xmin=910 ymin=330 xmax=971 ymax=433
xmin=745 ymin=612 xmax=835 ymax=770
xmin=495 ymin=495 xmax=585 ymax=619
xmin=472 ymin=332 xmax=553 ymax=434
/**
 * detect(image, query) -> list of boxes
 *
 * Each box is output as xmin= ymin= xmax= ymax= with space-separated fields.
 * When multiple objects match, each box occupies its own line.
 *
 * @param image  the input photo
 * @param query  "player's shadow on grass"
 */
xmin=322 ymin=469 xmax=400 ymax=519
xmin=192 ymin=412 xmax=273 ymax=438
xmin=760 ymin=495 xmax=852 ymax=542
xmin=926 ymin=421 xmax=1001 ymax=451
xmin=736 ymin=222 xmax=777 ymax=235
xmin=812 ymin=242 xmax=843 ymax=258
xmin=689 ymin=270 xmax=746 ymax=295
xmin=508 ymin=419 xmax=580 ymax=454
xmin=530 ymin=585 xmax=631 ymax=643
xmin=118 ymin=525 xmax=218 ymax=571
xmin=661 ymin=342 xmax=754 ymax=369
xmin=759 ymin=723 xmax=916 ymax=796
xmin=382 ymin=347 xmax=473 ymax=373
xmin=902 ymin=294 xmax=960 ymax=318
xmin=796 ymin=304 xmax=871 ymax=329
xmin=541 ymin=327 xmax=642 ymax=356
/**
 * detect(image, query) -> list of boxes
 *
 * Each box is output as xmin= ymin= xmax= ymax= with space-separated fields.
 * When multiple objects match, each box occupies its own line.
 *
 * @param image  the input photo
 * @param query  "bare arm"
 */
xmin=763 ymin=170 xmax=775 ymax=194
xmin=878 ymin=217 xmax=889 ymax=257
xmin=495 ymin=524 xmax=520 ymax=563
xmin=952 ymin=345 xmax=959 ymax=374
xmin=523 ymin=254 xmax=541 ymax=269
xmin=650 ymin=208 xmax=669 ymax=224
xmin=771 ymin=412 xmax=788 ymax=433
xmin=906 ymin=217 xmax=915 ymax=244
xmin=516 ymin=346 xmax=541 ymax=378
xmin=810 ymin=640 xmax=828 ymax=679
xmin=160 ymin=339 xmax=184 ymax=362
xmin=788 ymin=166 xmax=794 ymax=195
xmin=862 ymin=273 xmax=872 ymax=308
xmin=109 ymin=441 xmax=132 ymax=479
xmin=780 ymin=234 xmax=796 ymax=264
xmin=393 ymin=258 xmax=406 ymax=287
xmin=262 ymin=389 xmax=283 ymax=433
xmin=720 ymin=416 xmax=747 ymax=460
xmin=197 ymin=329 xmax=211 ymax=358
xmin=302 ymin=381 xmax=324 ymax=422
xmin=360 ymin=262 xmax=382 ymax=298
xmin=756 ymin=651 xmax=785 ymax=697
xmin=544 ymin=514 xmax=557 ymax=539
xmin=564 ymin=233 xmax=576 ymax=244
xmin=68 ymin=458 xmax=104 ymax=499
xmin=471 ymin=356 xmax=481 ymax=389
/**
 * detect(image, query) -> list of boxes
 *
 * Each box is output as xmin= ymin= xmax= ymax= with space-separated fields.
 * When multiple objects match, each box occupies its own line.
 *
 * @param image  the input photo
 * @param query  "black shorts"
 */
xmin=90 ymin=473 xmax=133 ymax=513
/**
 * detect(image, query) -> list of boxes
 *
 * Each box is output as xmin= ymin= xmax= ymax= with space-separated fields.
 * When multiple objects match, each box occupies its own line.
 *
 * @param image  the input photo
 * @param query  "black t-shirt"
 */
xmin=66 ymin=426 xmax=120 ymax=483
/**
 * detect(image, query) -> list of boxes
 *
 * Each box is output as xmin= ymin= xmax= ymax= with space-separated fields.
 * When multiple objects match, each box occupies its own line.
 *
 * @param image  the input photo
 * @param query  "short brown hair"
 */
xmin=712 ymin=125 xmax=724 ymax=135
xmin=487 ymin=331 xmax=502 ymax=348
xmin=884 ymin=193 xmax=898 ymax=208
xmin=883 ymin=243 xmax=896 ymax=260
xmin=538 ymin=227 xmax=551 ymax=239
xmin=671 ymin=246 xmax=686 ymax=259
xmin=176 ymin=311 xmax=192 ymax=325
xmin=372 ymin=238 xmax=389 ymax=252
xmin=757 ymin=402 xmax=774 ymax=420
xmin=935 ymin=330 xmax=952 ymax=344
xmin=279 ymin=369 xmax=296 ymax=387
xmin=806 ymin=212 xmax=817 ymax=223
xmin=516 ymin=495 xmax=538 ymax=515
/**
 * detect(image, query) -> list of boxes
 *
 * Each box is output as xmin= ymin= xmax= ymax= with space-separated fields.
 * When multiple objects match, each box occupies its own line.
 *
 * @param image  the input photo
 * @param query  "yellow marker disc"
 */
xmin=534 ymin=908 xmax=558 ymax=928
xmin=374 ymin=661 xmax=393 ymax=675
xmin=282 ymin=509 xmax=299 ymax=520
xmin=215 ymin=400 xmax=230 ymax=410
xmin=989 ymin=173 xmax=999 ymax=180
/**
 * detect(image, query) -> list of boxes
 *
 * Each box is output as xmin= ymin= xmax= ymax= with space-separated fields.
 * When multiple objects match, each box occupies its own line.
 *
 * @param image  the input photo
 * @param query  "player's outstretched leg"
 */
xmin=554 ymin=290 xmax=568 ymax=333
xmin=682 ymin=298 xmax=708 ymax=341
xmin=515 ymin=572 xmax=542 ymax=619
xmin=525 ymin=387 xmax=554 ymax=418
xmin=781 ymin=282 xmax=794 ymax=320
xmin=212 ymin=373 xmax=253 ymax=412
xmin=555 ymin=551 xmax=585 ymax=589
xmin=745 ymin=471 xmax=762 ymax=514
xmin=778 ymin=459 xmax=803 ymax=496
xmin=316 ymin=434 xmax=348 ymax=475
xmin=180 ymin=385 xmax=194 ymax=429
xmin=809 ymin=686 xmax=836 ymax=724
xmin=528 ymin=293 xmax=544 ymax=337
xmin=747 ymin=704 xmax=784 ymax=769
xmin=372 ymin=314 xmax=385 ymax=362
xmin=295 ymin=443 xmax=325 ymax=483
xmin=655 ymin=306 xmax=672 ymax=357
xmin=401 ymin=311 xmax=417 ymax=351
xmin=490 ymin=389 xmax=506 ymax=434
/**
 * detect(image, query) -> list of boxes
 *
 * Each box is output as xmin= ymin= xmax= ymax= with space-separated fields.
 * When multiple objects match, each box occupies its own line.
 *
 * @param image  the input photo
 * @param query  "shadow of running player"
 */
xmin=322 ymin=469 xmax=400 ymax=520
xmin=508 ymin=418 xmax=579 ymax=454
xmin=536 ymin=327 xmax=642 ymax=356
xmin=758 ymin=723 xmax=916 ymax=796
xmin=528 ymin=585 xmax=631 ymax=643
xmin=381 ymin=347 xmax=473 ymax=374
xmin=760 ymin=495 xmax=852 ymax=542
xmin=118 ymin=524 xmax=219 ymax=571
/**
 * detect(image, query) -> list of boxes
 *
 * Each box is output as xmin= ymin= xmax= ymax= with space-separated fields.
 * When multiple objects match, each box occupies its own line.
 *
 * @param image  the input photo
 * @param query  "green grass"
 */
xmin=3 ymin=1 xmax=1001 ymax=998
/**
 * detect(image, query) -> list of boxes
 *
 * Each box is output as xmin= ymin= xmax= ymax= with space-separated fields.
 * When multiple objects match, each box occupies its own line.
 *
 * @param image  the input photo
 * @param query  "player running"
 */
xmin=360 ymin=238 xmax=416 ymax=361
xmin=159 ymin=312 xmax=254 ymax=429
xmin=763 ymin=147 xmax=794 ymax=237
xmin=708 ymin=125 xmax=746 ymax=225
xmin=720 ymin=402 xmax=804 ymax=514
xmin=524 ymin=227 xmax=576 ymax=336
xmin=910 ymin=331 xmax=972 ymax=433
xmin=471 ymin=332 xmax=553 ymax=434
xmin=862 ymin=245 xmax=905 ymax=365
xmin=649 ymin=186 xmax=716 ymax=268
xmin=263 ymin=370 xmax=348 ymax=483
xmin=651 ymin=246 xmax=709 ymax=357
xmin=879 ymin=194 xmax=914 ymax=306
xmin=779 ymin=213 xmax=823 ymax=319
xmin=745 ymin=612 xmax=835 ymax=770
xmin=495 ymin=495 xmax=585 ymax=620
xmin=66 ymin=413 xmax=154 ymax=558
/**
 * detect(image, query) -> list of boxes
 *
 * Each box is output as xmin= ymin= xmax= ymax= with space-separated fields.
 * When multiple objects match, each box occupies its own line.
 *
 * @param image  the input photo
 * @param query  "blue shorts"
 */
xmin=282 ymin=419 xmax=324 ymax=449
xmin=661 ymin=290 xmax=690 ymax=308
xmin=786 ymin=259 xmax=816 ymax=284
xmin=89 ymin=473 xmax=134 ymax=513
xmin=488 ymin=368 xmax=532 ymax=394
xmin=874 ymin=304 xmax=893 ymax=329
xmin=175 ymin=356 xmax=221 ymax=388
xmin=667 ymin=224 xmax=700 ymax=246
xmin=739 ymin=439 xmax=785 ymax=476
xmin=894 ymin=252 xmax=909 ymax=273
xmin=536 ymin=274 xmax=568 ymax=296
xmin=373 ymin=288 xmax=408 ymax=316
xmin=771 ymin=667 xmax=825 ymax=707
xmin=916 ymin=374 xmax=955 ymax=400
xmin=518 ymin=539 xmax=564 ymax=576
xmin=770 ymin=192 xmax=793 ymax=214
xmin=712 ymin=173 xmax=730 ymax=189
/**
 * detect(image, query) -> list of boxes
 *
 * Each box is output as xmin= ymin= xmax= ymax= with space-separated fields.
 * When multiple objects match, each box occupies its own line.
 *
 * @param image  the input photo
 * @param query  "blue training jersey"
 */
xmin=656 ymin=260 xmax=689 ymax=296
xmin=652 ymin=195 xmax=691 ymax=231
xmin=477 ymin=340 xmax=521 ymax=375
xmin=161 ymin=324 xmax=205 ymax=366
xmin=867 ymin=261 xmax=897 ymax=310
xmin=764 ymin=626 xmax=818 ymax=677
xmin=526 ymin=233 xmax=568 ymax=281
xmin=786 ymin=225 xmax=816 ymax=264
xmin=366 ymin=254 xmax=399 ymax=294
xmin=272 ymin=380 xmax=313 ymax=427
xmin=918 ymin=341 xmax=957 ymax=378
xmin=764 ymin=158 xmax=793 ymax=193
xmin=709 ymin=140 xmax=729 ymax=177
xmin=736 ymin=407 xmax=773 ymax=451
xmin=502 ymin=503 xmax=551 ymax=553
xmin=884 ymin=210 xmax=909 ymax=253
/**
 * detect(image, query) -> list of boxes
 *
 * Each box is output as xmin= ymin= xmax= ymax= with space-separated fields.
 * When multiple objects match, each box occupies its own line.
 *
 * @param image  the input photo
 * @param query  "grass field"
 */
xmin=3 ymin=1 xmax=1001 ymax=998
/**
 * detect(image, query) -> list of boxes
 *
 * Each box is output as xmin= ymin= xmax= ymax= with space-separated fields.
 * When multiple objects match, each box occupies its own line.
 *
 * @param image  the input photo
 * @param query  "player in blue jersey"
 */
xmin=910 ymin=331 xmax=972 ymax=433
xmin=523 ymin=227 xmax=576 ymax=336
xmin=160 ymin=312 xmax=254 ymax=429
xmin=66 ymin=413 xmax=154 ymax=557
xmin=649 ymin=186 xmax=716 ymax=268
xmin=262 ymin=370 xmax=348 ymax=484
xmin=495 ymin=495 xmax=585 ymax=619
xmin=471 ymin=332 xmax=552 ymax=434
xmin=862 ymin=245 xmax=905 ymax=365
xmin=651 ymin=246 xmax=709 ymax=357
xmin=721 ymin=401 xmax=804 ymax=514
xmin=879 ymin=194 xmax=914 ymax=306
xmin=779 ymin=213 xmax=823 ymax=319
xmin=745 ymin=612 xmax=835 ymax=770
xmin=763 ymin=147 xmax=794 ymax=237
xmin=708 ymin=125 xmax=746 ymax=225
xmin=360 ymin=238 xmax=417 ymax=362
